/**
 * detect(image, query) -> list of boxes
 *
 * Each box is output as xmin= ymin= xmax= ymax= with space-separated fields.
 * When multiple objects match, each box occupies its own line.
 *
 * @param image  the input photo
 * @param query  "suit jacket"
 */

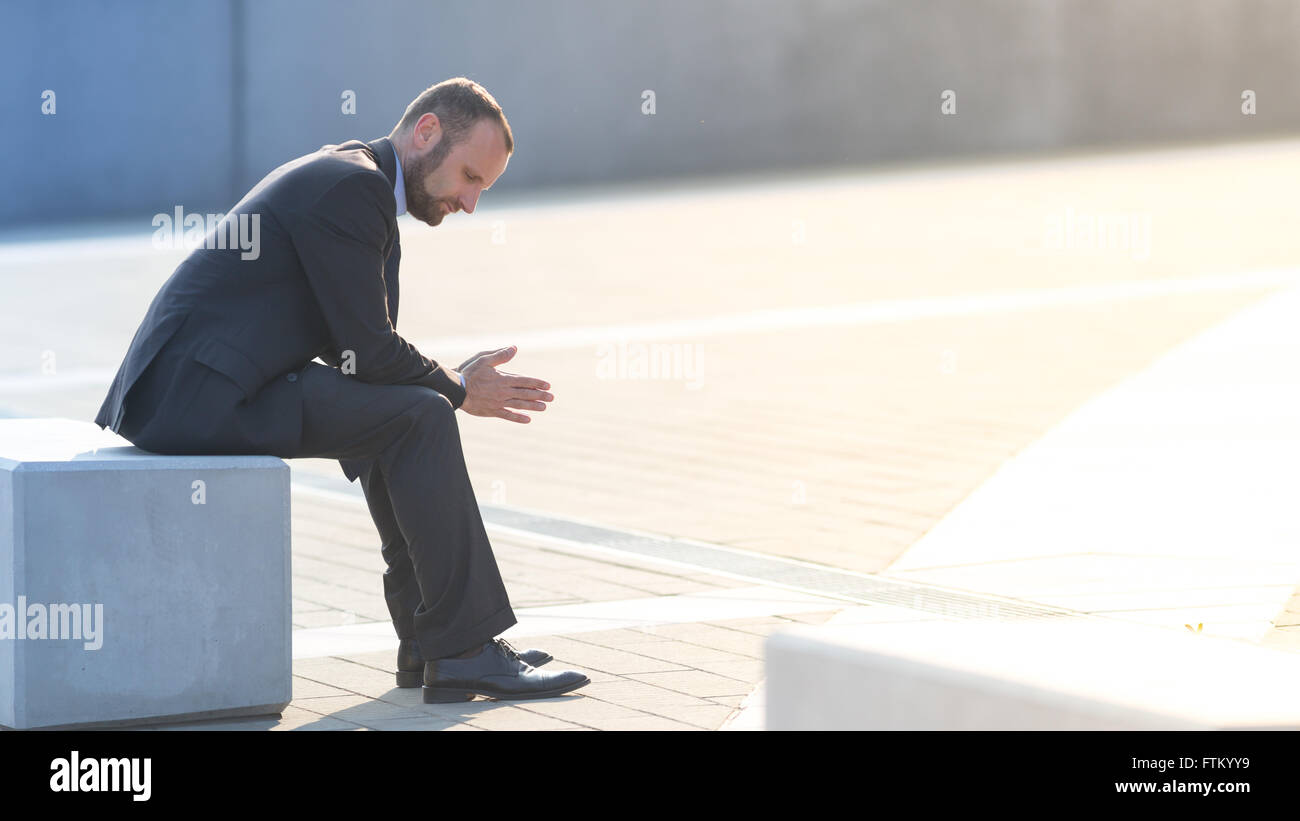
xmin=94 ymin=137 xmax=465 ymax=481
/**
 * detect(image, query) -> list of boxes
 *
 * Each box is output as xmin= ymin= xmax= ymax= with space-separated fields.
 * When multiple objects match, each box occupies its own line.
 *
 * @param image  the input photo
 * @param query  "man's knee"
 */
xmin=410 ymin=389 xmax=456 ymax=429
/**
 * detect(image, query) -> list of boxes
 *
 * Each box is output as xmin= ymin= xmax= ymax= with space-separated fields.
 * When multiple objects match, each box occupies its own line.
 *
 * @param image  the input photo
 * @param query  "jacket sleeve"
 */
xmin=289 ymin=171 xmax=466 ymax=408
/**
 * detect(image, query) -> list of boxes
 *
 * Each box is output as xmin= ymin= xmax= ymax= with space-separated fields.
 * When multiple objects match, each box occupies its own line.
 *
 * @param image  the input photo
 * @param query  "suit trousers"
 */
xmin=294 ymin=362 xmax=517 ymax=660
xmin=123 ymin=353 xmax=517 ymax=661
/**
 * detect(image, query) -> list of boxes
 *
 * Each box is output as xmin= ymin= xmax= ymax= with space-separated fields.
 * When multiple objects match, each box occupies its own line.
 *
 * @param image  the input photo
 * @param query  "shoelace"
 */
xmin=494 ymin=638 xmax=525 ymax=665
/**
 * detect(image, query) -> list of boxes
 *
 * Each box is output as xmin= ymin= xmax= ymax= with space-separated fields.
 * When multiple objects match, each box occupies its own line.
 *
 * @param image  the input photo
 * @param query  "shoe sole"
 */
xmin=396 ymin=653 xmax=554 ymax=688
xmin=422 ymin=676 xmax=590 ymax=703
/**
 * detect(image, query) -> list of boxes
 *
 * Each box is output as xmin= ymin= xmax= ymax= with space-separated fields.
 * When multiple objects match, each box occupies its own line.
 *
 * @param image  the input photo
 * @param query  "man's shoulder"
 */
xmin=248 ymin=140 xmax=393 ymax=215
xmin=303 ymin=140 xmax=385 ymax=182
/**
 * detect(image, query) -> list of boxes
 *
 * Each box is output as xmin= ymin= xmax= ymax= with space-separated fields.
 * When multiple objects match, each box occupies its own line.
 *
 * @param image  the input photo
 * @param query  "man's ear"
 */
xmin=414 ymin=113 xmax=442 ymax=149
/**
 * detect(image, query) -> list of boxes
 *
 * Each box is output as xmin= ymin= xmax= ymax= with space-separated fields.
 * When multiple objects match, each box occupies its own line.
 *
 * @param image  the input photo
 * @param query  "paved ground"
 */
xmin=3 ymin=138 xmax=1300 ymax=729
xmin=886 ymin=281 xmax=1300 ymax=645
xmin=130 ymin=484 xmax=846 ymax=730
xmin=7 ymin=139 xmax=1299 ymax=574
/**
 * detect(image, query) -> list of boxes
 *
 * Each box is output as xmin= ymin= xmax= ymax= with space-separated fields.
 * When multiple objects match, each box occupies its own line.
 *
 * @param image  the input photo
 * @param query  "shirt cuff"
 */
xmin=414 ymin=366 xmax=467 ymax=410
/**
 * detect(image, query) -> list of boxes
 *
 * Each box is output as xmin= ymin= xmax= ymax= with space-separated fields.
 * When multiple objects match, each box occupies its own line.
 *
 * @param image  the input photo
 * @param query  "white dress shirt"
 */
xmin=393 ymin=146 xmax=408 ymax=218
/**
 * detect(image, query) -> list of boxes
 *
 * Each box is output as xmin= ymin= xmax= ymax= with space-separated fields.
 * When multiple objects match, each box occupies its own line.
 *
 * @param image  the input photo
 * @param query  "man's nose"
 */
xmin=461 ymin=190 xmax=480 ymax=214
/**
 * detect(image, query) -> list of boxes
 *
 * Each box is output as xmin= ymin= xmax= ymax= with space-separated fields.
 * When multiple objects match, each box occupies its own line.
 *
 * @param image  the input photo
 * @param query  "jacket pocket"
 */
xmin=192 ymin=337 xmax=266 ymax=401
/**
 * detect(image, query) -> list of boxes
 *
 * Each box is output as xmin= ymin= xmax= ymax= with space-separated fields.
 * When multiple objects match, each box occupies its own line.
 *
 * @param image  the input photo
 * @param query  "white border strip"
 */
xmin=6 ymin=269 xmax=1296 ymax=393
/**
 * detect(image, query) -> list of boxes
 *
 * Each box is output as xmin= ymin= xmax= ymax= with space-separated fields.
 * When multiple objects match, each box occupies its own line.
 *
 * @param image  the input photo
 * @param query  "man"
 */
xmin=93 ymin=77 xmax=588 ymax=703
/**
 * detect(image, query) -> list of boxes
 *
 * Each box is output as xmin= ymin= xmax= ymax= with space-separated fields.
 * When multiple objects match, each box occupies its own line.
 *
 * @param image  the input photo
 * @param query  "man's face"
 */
xmin=403 ymin=116 xmax=509 ymax=227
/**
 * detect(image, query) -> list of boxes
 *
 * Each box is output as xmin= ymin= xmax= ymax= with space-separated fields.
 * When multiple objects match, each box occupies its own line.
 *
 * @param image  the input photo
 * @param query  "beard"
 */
xmin=402 ymin=137 xmax=458 ymax=226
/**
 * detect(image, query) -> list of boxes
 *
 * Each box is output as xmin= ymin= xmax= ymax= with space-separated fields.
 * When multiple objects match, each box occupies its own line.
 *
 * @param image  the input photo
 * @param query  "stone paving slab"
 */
xmin=887 ymin=283 xmax=1300 ymax=644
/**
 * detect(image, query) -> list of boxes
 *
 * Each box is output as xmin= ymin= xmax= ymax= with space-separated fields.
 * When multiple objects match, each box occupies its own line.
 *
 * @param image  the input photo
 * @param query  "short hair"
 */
xmin=393 ymin=77 xmax=513 ymax=155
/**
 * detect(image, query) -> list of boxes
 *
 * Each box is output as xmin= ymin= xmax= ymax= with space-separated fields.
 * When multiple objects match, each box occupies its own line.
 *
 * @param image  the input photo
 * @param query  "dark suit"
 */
xmin=94 ymin=137 xmax=516 ymax=659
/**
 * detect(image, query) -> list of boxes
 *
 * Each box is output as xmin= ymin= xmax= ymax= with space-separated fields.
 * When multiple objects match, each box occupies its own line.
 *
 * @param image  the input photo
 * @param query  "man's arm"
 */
xmin=289 ymin=171 xmax=466 ymax=407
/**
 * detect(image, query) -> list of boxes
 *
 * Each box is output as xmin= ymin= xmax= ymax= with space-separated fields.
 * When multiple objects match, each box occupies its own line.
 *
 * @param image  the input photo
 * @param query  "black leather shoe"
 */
xmin=395 ymin=637 xmax=552 ymax=687
xmin=422 ymin=638 xmax=590 ymax=702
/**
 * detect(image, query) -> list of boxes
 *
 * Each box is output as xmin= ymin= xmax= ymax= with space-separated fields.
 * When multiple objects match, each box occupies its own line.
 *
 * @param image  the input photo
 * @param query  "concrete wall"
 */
xmin=3 ymin=1 xmax=237 ymax=226
xmin=4 ymin=0 xmax=1300 ymax=227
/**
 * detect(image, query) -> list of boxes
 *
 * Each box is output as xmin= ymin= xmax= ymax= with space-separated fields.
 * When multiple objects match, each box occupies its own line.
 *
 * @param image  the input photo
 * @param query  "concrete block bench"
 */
xmin=766 ymin=618 xmax=1300 ymax=730
xmin=1 ymin=418 xmax=291 ymax=729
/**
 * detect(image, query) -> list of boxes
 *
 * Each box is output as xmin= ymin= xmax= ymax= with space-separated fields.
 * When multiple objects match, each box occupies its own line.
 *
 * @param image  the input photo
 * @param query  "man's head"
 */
xmin=390 ymin=77 xmax=513 ymax=227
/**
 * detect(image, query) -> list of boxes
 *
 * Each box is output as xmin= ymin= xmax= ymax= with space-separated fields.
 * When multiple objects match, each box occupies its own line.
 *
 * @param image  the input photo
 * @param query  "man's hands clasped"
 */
xmin=455 ymin=345 xmax=553 ymax=423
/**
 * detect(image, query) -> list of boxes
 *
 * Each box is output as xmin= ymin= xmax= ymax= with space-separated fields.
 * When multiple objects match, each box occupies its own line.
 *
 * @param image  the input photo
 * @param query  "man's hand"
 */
xmin=457 ymin=346 xmax=553 ymax=423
